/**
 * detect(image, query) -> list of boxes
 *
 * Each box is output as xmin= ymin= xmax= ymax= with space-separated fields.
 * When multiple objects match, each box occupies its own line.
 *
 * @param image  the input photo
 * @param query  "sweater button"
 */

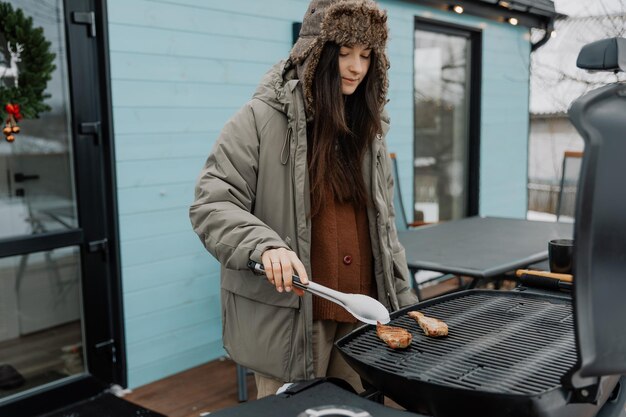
xmin=343 ymin=255 xmax=353 ymax=265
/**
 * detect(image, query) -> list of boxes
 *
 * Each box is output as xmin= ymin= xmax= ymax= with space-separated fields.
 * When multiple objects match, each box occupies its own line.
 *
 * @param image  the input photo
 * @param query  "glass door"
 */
xmin=413 ymin=18 xmax=481 ymax=222
xmin=0 ymin=0 xmax=124 ymax=412
xmin=0 ymin=0 xmax=86 ymax=401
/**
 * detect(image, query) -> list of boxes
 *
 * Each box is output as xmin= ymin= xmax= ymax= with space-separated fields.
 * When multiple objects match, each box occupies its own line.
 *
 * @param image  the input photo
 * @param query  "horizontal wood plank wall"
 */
xmin=108 ymin=0 xmax=530 ymax=388
xmin=107 ymin=0 xmax=309 ymax=388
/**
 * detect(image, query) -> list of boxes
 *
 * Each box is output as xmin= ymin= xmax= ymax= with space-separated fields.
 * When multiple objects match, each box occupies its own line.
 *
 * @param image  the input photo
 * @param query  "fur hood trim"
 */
xmin=287 ymin=0 xmax=389 ymax=119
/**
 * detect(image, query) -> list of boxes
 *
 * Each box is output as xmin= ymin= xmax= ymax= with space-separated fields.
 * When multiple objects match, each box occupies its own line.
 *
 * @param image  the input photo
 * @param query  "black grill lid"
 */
xmin=568 ymin=37 xmax=626 ymax=377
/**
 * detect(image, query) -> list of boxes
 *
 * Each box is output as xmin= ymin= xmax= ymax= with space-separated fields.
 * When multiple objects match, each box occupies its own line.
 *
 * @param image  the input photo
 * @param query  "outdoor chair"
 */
xmin=390 ymin=153 xmax=429 ymax=231
xmin=555 ymin=151 xmax=583 ymax=222
xmin=389 ymin=153 xmax=462 ymax=299
xmin=235 ymin=363 xmax=253 ymax=401
xmin=527 ymin=151 xmax=582 ymax=273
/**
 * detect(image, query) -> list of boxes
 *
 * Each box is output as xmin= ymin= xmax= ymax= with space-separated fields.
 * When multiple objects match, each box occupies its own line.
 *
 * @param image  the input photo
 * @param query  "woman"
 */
xmin=189 ymin=0 xmax=417 ymax=398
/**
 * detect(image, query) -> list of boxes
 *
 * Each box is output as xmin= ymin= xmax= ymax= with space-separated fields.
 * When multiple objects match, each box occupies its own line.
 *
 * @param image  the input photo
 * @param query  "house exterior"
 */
xmin=111 ymin=0 xmax=554 ymax=388
xmin=0 ymin=0 xmax=556 ymax=413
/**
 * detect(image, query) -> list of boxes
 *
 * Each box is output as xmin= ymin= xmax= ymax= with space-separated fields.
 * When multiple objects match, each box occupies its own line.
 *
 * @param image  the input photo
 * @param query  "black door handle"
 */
xmin=14 ymin=173 xmax=40 ymax=182
xmin=80 ymin=121 xmax=101 ymax=145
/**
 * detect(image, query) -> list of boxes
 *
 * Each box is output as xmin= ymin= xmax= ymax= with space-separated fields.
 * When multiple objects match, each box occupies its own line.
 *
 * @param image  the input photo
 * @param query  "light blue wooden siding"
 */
xmin=107 ymin=0 xmax=309 ymax=388
xmin=379 ymin=0 xmax=530 ymax=221
xmin=107 ymin=0 xmax=530 ymax=388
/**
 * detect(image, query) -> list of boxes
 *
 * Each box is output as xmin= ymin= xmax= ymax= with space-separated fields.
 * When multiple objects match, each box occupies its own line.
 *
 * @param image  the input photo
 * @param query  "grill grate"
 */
xmin=341 ymin=292 xmax=577 ymax=395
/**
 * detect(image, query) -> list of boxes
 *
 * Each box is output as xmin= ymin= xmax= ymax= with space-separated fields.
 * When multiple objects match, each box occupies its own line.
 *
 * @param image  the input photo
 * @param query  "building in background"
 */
xmin=0 ymin=0 xmax=556 ymax=413
xmin=529 ymin=12 xmax=626 ymax=216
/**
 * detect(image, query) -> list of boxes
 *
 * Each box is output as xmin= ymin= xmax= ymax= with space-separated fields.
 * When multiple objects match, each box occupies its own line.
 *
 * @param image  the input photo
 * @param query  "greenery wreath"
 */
xmin=0 ymin=1 xmax=56 ymax=129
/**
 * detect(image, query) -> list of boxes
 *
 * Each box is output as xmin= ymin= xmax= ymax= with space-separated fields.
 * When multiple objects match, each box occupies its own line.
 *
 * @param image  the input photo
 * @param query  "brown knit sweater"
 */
xmin=310 ymin=192 xmax=376 ymax=322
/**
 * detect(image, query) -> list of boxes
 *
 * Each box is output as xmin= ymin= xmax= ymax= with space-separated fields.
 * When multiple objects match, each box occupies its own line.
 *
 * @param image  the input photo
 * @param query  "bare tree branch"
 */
xmin=600 ymin=0 xmax=622 ymax=34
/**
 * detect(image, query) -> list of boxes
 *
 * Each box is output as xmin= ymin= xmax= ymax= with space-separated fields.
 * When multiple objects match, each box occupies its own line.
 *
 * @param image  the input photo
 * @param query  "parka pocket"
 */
xmin=375 ymin=152 xmax=390 ymax=219
xmin=222 ymin=290 xmax=298 ymax=381
xmin=391 ymin=246 xmax=420 ymax=305
xmin=391 ymin=246 xmax=410 ymax=281
xmin=221 ymin=268 xmax=300 ymax=309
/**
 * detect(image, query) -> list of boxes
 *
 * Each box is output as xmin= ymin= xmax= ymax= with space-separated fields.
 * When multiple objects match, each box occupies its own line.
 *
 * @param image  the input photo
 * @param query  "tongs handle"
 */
xmin=247 ymin=261 xmax=308 ymax=290
xmin=247 ymin=261 xmax=345 ymax=302
xmin=248 ymin=261 xmax=389 ymax=325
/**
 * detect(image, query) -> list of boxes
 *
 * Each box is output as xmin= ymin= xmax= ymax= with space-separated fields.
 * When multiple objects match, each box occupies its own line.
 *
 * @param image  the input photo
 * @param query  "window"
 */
xmin=413 ymin=18 xmax=481 ymax=222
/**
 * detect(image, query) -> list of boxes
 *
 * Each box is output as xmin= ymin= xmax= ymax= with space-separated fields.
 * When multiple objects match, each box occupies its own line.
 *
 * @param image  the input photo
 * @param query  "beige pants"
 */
xmin=255 ymin=320 xmax=364 ymax=398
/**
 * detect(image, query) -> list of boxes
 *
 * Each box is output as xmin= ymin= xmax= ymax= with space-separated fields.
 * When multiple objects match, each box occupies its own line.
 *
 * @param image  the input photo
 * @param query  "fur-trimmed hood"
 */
xmin=287 ymin=0 xmax=390 ymax=119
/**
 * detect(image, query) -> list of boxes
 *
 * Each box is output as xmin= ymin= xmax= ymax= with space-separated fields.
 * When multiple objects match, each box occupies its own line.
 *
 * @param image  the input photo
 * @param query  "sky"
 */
xmin=554 ymin=0 xmax=625 ymax=16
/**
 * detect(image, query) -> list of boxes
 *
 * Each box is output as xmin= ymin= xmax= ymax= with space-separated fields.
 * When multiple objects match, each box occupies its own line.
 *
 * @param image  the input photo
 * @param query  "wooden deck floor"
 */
xmin=125 ymin=358 xmax=256 ymax=417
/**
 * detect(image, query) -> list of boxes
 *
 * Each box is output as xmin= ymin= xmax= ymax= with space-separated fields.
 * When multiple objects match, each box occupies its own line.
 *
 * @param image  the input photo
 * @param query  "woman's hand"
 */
xmin=261 ymin=248 xmax=309 ymax=296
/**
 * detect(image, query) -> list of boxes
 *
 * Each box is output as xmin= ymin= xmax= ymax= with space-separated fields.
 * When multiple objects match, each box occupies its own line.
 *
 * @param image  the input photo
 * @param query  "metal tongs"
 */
xmin=247 ymin=261 xmax=390 ymax=325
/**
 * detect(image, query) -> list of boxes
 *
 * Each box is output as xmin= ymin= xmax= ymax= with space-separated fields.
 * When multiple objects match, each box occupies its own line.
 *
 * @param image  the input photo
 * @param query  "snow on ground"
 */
xmin=527 ymin=210 xmax=574 ymax=223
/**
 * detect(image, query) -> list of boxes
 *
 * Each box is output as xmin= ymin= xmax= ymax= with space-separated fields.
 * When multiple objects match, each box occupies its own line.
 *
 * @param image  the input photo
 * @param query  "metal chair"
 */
xmin=390 ymin=153 xmax=429 ymax=231
xmin=527 ymin=151 xmax=582 ymax=273
xmin=233 ymin=362 xmax=260 ymax=402
xmin=236 ymin=363 xmax=250 ymax=402
xmin=555 ymin=151 xmax=583 ymax=222
xmin=389 ymin=153 xmax=461 ymax=299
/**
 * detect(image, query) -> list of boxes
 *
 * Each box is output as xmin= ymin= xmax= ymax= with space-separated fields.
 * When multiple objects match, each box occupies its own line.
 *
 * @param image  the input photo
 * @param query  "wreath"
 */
xmin=0 ymin=1 xmax=56 ymax=142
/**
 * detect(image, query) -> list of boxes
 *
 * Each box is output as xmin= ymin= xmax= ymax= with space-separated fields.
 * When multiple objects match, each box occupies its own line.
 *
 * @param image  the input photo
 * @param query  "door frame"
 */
xmin=0 ymin=0 xmax=124 ymax=415
xmin=413 ymin=16 xmax=482 ymax=218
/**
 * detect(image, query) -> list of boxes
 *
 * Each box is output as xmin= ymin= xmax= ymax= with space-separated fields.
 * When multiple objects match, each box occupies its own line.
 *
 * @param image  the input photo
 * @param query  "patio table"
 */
xmin=398 ymin=216 xmax=573 ymax=283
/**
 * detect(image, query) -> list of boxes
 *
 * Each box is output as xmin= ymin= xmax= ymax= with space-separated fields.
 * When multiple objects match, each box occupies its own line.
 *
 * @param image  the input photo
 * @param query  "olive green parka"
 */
xmin=189 ymin=60 xmax=417 ymax=382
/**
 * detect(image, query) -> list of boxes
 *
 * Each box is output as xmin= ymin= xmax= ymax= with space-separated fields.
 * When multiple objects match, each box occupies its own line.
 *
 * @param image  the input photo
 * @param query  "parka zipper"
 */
xmin=288 ymin=121 xmax=308 ymax=379
xmin=375 ymin=147 xmax=395 ymax=309
xmin=286 ymin=103 xmax=311 ymax=379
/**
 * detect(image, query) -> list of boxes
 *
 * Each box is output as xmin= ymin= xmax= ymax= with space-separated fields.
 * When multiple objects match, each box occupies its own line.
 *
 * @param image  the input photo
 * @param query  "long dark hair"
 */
xmin=308 ymin=42 xmax=383 ymax=217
